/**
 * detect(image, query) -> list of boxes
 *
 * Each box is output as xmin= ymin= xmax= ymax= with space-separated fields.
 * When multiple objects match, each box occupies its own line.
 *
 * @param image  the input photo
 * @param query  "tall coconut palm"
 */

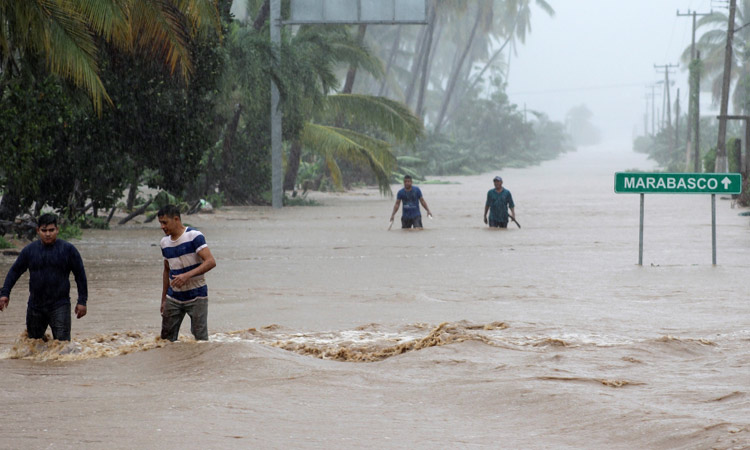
xmin=687 ymin=2 xmax=750 ymax=114
xmin=0 ymin=0 xmax=220 ymax=112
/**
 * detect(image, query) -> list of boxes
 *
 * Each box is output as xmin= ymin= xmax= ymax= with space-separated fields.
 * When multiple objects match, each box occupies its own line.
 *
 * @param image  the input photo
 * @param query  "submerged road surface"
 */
xmin=1 ymin=143 xmax=748 ymax=449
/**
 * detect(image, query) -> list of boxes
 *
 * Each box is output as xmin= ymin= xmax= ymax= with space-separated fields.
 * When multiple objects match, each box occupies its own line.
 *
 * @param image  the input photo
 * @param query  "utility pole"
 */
xmin=675 ymin=88 xmax=681 ymax=152
xmin=651 ymin=84 xmax=657 ymax=135
xmin=655 ymin=64 xmax=678 ymax=155
xmin=694 ymin=51 xmax=703 ymax=172
xmin=270 ymin=0 xmax=282 ymax=208
xmin=716 ymin=0 xmax=737 ymax=172
xmin=677 ymin=9 xmax=712 ymax=171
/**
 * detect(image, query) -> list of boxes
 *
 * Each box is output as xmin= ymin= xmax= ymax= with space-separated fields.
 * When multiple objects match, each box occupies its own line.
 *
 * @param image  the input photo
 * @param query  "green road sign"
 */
xmin=614 ymin=172 xmax=742 ymax=194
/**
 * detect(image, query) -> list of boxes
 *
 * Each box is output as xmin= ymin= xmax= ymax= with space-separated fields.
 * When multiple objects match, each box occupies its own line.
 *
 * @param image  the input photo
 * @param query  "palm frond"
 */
xmin=534 ymin=0 xmax=555 ymax=17
xmin=73 ymin=0 xmax=129 ymax=45
xmin=301 ymin=123 xmax=393 ymax=195
xmin=43 ymin=0 xmax=110 ymax=112
xmin=129 ymin=0 xmax=193 ymax=80
xmin=175 ymin=0 xmax=222 ymax=39
xmin=323 ymin=94 xmax=423 ymax=143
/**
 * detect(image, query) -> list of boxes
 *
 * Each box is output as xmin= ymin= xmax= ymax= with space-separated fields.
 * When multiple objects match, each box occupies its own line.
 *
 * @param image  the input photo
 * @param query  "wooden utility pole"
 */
xmin=655 ymin=64 xmax=678 ymax=154
xmin=677 ymin=9 xmax=712 ymax=170
xmin=716 ymin=0 xmax=737 ymax=172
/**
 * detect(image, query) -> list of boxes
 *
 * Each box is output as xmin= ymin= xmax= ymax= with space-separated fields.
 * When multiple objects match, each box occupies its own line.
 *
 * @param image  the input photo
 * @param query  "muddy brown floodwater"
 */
xmin=1 ymin=144 xmax=749 ymax=449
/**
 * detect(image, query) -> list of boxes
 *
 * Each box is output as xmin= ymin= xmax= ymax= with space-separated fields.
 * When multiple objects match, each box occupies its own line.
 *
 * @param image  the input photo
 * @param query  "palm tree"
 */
xmin=299 ymin=94 xmax=423 ymax=195
xmin=687 ymin=2 xmax=750 ymax=114
xmin=278 ymin=24 xmax=417 ymax=195
xmin=0 ymin=0 xmax=221 ymax=112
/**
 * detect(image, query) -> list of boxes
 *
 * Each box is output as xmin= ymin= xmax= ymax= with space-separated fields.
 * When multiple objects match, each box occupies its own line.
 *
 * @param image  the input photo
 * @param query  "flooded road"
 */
xmin=1 ymin=143 xmax=748 ymax=449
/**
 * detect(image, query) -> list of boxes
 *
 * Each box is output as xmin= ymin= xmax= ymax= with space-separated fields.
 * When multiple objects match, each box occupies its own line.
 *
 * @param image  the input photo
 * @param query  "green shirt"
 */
xmin=486 ymin=188 xmax=514 ymax=222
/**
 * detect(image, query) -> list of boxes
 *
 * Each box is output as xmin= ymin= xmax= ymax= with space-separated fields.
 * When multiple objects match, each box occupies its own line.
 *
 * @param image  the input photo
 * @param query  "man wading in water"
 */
xmin=0 ymin=213 xmax=88 ymax=341
xmin=158 ymin=205 xmax=216 ymax=341
xmin=390 ymin=175 xmax=433 ymax=229
xmin=484 ymin=176 xmax=516 ymax=228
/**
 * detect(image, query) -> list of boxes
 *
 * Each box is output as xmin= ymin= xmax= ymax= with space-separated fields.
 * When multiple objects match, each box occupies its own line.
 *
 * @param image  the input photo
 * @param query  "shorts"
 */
xmin=489 ymin=219 xmax=508 ymax=228
xmin=161 ymin=297 xmax=208 ymax=341
xmin=401 ymin=216 xmax=423 ymax=229
xmin=26 ymin=302 xmax=71 ymax=341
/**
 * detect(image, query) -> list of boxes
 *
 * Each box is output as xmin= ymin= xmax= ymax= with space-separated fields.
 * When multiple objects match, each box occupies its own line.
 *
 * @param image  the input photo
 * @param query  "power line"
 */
xmin=508 ymin=82 xmax=648 ymax=96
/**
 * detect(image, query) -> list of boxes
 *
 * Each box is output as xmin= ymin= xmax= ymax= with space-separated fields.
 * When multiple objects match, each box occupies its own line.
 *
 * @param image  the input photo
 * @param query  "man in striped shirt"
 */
xmin=158 ymin=205 xmax=216 ymax=341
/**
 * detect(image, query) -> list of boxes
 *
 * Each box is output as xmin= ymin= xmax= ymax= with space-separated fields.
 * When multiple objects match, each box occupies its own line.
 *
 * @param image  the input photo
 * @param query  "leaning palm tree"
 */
xmin=686 ymin=1 xmax=750 ymax=114
xmin=279 ymin=24 xmax=420 ymax=195
xmin=300 ymin=94 xmax=423 ymax=195
xmin=0 ymin=0 xmax=220 ymax=112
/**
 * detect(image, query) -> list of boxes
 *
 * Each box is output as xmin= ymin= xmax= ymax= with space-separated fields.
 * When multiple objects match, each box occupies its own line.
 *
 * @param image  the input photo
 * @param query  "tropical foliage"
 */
xmin=0 ymin=0 xmax=573 ymax=230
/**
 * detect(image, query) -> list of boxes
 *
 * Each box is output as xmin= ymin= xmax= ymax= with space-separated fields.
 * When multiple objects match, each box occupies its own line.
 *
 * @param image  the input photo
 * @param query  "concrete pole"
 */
xmin=694 ymin=51 xmax=702 ymax=172
xmin=270 ymin=0 xmax=283 ymax=209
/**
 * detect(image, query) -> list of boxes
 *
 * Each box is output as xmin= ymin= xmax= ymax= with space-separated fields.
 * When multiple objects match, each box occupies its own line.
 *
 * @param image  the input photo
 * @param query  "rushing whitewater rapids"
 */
xmin=0 ymin=143 xmax=748 ymax=449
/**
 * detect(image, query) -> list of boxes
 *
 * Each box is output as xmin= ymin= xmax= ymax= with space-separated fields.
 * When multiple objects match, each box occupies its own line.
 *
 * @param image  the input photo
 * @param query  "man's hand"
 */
xmin=0 ymin=296 xmax=8 ymax=311
xmin=170 ymin=273 xmax=191 ymax=289
xmin=483 ymin=217 xmax=488 ymax=224
xmin=75 ymin=304 xmax=87 ymax=319
xmin=160 ymin=299 xmax=166 ymax=316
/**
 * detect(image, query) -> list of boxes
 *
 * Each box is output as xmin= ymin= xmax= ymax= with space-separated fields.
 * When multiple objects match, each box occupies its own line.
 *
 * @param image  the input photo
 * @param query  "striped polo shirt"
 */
xmin=161 ymin=227 xmax=208 ymax=302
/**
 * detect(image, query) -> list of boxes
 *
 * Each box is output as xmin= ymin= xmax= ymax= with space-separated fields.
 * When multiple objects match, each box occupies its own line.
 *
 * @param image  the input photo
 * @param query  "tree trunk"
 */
xmin=343 ymin=24 xmax=368 ymax=94
xmin=444 ymin=27 xmax=510 ymax=125
xmin=221 ymin=103 xmax=243 ymax=175
xmin=118 ymin=198 xmax=154 ymax=225
xmin=283 ymin=140 xmax=303 ymax=192
xmin=0 ymin=190 xmax=23 ymax=221
xmin=253 ymin=0 xmax=270 ymax=30
xmin=126 ymin=175 xmax=139 ymax=211
xmin=416 ymin=7 xmax=439 ymax=119
xmin=106 ymin=205 xmax=117 ymax=224
xmin=378 ymin=26 xmax=403 ymax=97
xmin=434 ymin=8 xmax=482 ymax=134
xmin=403 ymin=24 xmax=429 ymax=105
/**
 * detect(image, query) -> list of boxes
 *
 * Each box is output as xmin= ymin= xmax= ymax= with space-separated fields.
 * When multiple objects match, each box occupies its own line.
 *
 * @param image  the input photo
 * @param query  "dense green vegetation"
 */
xmin=0 ymin=0 xmax=573 ymax=229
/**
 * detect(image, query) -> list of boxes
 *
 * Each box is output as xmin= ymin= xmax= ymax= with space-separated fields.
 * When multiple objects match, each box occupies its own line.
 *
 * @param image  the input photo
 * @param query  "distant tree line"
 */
xmin=0 ymin=0 xmax=573 ymax=228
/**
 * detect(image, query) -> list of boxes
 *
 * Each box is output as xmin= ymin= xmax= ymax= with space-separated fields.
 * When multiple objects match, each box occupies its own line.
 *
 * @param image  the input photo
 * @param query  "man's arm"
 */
xmin=419 ymin=197 xmax=432 ymax=217
xmin=70 ymin=246 xmax=88 ymax=319
xmin=0 ymin=249 xmax=30 ymax=311
xmin=484 ymin=192 xmax=491 ymax=224
xmin=390 ymin=199 xmax=401 ymax=221
xmin=161 ymin=260 xmax=170 ymax=315
xmin=169 ymin=247 xmax=216 ymax=289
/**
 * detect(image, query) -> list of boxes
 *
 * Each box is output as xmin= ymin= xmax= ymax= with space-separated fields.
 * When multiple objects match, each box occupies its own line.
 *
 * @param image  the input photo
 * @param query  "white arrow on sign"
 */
xmin=721 ymin=177 xmax=732 ymax=189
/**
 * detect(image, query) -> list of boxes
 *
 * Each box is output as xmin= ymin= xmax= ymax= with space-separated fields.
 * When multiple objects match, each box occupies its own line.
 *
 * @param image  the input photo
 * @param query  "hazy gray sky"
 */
xmin=508 ymin=0 xmax=719 ymax=143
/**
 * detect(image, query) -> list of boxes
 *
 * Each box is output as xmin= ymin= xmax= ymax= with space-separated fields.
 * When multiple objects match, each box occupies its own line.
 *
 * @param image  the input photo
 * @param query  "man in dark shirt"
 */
xmin=390 ymin=175 xmax=432 ymax=229
xmin=0 ymin=213 xmax=88 ymax=341
xmin=484 ymin=176 xmax=516 ymax=228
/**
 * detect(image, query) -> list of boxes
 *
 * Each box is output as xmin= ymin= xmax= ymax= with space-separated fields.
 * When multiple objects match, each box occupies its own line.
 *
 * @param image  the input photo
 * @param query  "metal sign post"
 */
xmin=639 ymin=193 xmax=644 ymax=266
xmin=614 ymin=172 xmax=742 ymax=265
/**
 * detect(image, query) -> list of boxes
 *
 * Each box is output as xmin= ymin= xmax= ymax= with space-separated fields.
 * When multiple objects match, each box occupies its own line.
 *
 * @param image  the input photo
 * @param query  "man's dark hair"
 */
xmin=157 ymin=204 xmax=181 ymax=219
xmin=37 ymin=213 xmax=58 ymax=228
xmin=403 ymin=175 xmax=412 ymax=181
